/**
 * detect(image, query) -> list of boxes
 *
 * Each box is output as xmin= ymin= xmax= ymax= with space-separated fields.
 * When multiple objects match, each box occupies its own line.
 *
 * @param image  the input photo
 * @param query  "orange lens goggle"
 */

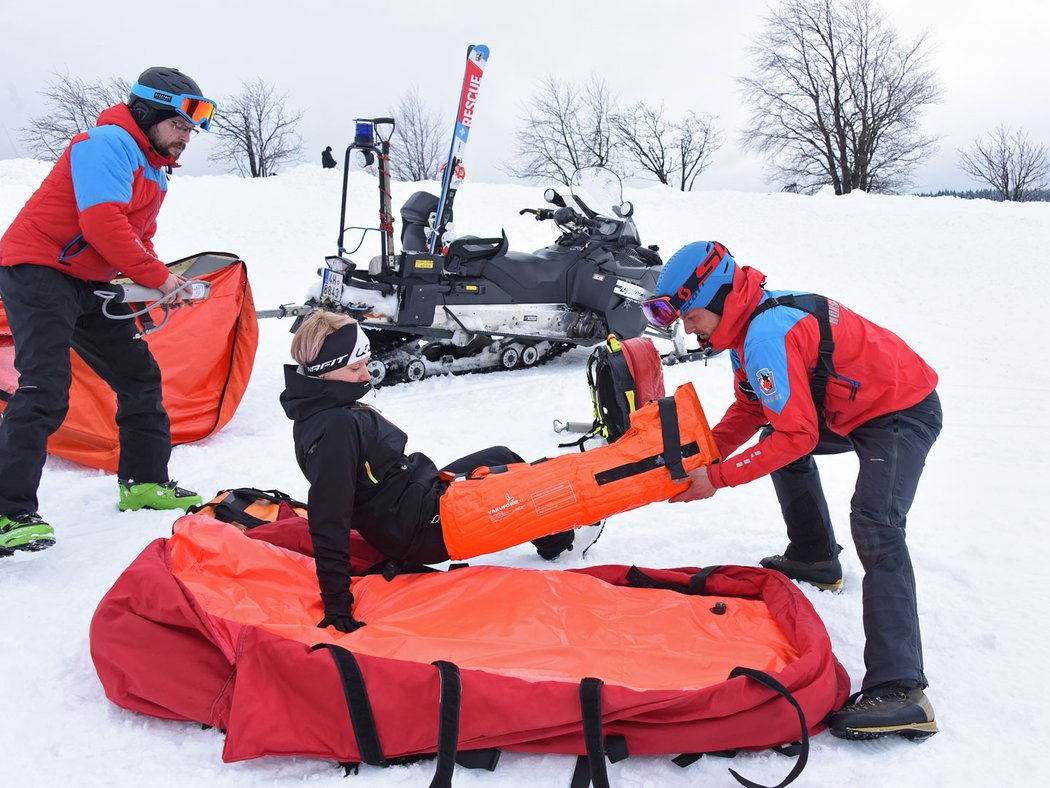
xmin=130 ymin=83 xmax=217 ymax=131
xmin=179 ymin=96 xmax=216 ymax=128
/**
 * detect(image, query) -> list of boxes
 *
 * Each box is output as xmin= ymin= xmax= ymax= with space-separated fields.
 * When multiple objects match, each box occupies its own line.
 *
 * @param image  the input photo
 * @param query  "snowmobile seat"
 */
xmin=400 ymin=191 xmax=441 ymax=253
xmin=445 ymin=233 xmax=509 ymax=277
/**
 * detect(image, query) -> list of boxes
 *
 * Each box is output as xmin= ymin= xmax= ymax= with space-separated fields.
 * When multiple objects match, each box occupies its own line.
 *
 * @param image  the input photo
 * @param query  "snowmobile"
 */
xmin=259 ymin=119 xmax=665 ymax=386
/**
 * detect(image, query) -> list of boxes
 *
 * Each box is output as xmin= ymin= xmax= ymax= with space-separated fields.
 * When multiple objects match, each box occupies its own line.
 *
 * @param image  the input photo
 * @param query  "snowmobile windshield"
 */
xmin=570 ymin=167 xmax=627 ymax=220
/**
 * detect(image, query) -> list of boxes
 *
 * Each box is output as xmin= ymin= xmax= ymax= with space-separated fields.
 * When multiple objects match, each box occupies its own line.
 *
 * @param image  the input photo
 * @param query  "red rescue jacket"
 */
xmin=708 ymin=266 xmax=938 ymax=489
xmin=0 ymin=104 xmax=175 ymax=288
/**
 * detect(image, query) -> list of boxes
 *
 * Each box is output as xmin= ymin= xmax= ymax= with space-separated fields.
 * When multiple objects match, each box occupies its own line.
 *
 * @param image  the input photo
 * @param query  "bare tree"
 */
xmin=674 ymin=112 xmax=725 ymax=191
xmin=389 ymin=86 xmax=448 ymax=181
xmin=20 ymin=73 xmax=130 ymax=160
xmin=505 ymin=76 xmax=620 ymax=185
xmin=612 ymin=102 xmax=673 ymax=185
xmin=209 ymin=79 xmax=304 ymax=178
xmin=613 ymin=103 xmax=723 ymax=190
xmin=958 ymin=126 xmax=1050 ymax=202
xmin=739 ymin=0 xmax=941 ymax=194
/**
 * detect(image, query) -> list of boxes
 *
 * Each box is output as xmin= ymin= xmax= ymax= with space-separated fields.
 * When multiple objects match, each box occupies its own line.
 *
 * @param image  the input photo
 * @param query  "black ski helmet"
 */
xmin=127 ymin=66 xmax=206 ymax=132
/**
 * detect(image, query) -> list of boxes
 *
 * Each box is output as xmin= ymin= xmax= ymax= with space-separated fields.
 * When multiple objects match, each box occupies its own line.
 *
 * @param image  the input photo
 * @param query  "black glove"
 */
xmin=318 ymin=613 xmax=366 ymax=633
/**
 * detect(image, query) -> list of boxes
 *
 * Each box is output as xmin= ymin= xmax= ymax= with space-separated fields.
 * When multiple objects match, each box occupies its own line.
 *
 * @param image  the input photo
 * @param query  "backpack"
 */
xmin=561 ymin=335 xmax=666 ymax=449
xmin=187 ymin=487 xmax=309 ymax=530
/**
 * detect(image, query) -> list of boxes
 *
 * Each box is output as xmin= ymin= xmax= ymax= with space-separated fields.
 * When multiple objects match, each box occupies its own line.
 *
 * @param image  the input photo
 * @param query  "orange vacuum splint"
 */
xmin=439 ymin=382 xmax=719 ymax=560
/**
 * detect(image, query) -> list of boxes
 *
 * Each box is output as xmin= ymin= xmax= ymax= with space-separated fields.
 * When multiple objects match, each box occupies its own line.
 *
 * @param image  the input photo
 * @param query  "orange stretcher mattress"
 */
xmin=170 ymin=517 xmax=798 ymax=692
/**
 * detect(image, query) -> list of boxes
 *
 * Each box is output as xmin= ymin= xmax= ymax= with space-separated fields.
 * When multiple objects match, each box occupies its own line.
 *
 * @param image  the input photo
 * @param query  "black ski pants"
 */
xmin=761 ymin=390 xmax=943 ymax=691
xmin=0 ymin=264 xmax=171 ymax=515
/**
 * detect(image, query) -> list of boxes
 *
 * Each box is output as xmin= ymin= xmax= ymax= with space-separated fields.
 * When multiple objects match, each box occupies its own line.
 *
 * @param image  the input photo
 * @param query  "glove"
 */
xmin=318 ymin=613 xmax=366 ymax=633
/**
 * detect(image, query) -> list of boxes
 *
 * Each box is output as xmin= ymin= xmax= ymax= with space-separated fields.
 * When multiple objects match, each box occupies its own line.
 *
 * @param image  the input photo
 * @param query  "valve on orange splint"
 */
xmin=439 ymin=382 xmax=720 ymax=560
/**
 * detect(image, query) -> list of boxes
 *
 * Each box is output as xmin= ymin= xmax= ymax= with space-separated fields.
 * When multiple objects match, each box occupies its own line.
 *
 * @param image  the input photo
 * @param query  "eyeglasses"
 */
xmin=641 ymin=295 xmax=681 ymax=329
xmin=130 ymin=83 xmax=217 ymax=131
xmin=169 ymin=117 xmax=198 ymax=136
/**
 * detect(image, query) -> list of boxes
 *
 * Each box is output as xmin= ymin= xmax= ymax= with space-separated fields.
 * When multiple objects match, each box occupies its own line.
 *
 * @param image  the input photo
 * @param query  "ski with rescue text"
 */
xmin=428 ymin=44 xmax=490 ymax=254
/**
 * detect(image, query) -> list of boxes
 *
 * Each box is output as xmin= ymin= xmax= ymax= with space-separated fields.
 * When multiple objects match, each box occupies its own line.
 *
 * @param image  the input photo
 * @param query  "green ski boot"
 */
xmin=119 ymin=480 xmax=203 ymax=512
xmin=0 ymin=512 xmax=56 ymax=555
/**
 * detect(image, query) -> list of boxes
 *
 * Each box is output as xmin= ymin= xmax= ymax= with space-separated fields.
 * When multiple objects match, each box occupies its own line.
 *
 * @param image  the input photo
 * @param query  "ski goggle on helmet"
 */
xmin=642 ymin=241 xmax=736 ymax=328
xmin=129 ymin=83 xmax=217 ymax=131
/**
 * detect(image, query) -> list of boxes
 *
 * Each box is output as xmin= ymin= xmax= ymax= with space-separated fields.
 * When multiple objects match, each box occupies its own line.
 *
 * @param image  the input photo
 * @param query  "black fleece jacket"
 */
xmin=279 ymin=365 xmax=448 ymax=617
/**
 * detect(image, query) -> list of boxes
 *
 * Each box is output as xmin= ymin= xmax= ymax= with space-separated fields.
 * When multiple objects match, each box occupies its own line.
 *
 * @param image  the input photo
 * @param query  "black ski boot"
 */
xmin=760 ymin=554 xmax=843 ymax=591
xmin=533 ymin=522 xmax=605 ymax=560
xmin=827 ymin=686 xmax=938 ymax=741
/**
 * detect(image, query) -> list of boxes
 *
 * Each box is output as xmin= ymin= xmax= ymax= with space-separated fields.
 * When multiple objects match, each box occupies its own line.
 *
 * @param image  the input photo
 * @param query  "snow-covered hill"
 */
xmin=2 ymin=159 xmax=1047 ymax=786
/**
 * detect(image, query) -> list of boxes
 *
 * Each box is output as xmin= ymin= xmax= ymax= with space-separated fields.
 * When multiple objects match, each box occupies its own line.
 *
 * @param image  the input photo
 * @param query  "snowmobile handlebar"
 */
xmin=519 ymin=207 xmax=556 ymax=221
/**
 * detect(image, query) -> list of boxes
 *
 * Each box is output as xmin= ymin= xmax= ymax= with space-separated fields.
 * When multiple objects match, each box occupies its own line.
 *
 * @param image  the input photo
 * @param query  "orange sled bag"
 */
xmin=0 ymin=251 xmax=258 ymax=471
xmin=90 ymin=516 xmax=850 ymax=788
xmin=439 ymin=382 xmax=719 ymax=560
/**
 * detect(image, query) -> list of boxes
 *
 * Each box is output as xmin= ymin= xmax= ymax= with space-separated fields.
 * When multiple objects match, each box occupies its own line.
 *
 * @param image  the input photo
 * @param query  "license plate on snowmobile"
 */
xmin=320 ymin=268 xmax=344 ymax=304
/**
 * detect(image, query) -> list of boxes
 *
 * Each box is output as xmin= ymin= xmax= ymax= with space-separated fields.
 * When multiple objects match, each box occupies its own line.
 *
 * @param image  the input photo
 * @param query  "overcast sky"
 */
xmin=2 ymin=0 xmax=1047 ymax=193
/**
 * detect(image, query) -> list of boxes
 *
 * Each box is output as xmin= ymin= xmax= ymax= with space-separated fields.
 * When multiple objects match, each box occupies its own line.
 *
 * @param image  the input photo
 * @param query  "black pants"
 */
xmin=763 ymin=391 xmax=943 ymax=690
xmin=0 ymin=264 xmax=171 ymax=514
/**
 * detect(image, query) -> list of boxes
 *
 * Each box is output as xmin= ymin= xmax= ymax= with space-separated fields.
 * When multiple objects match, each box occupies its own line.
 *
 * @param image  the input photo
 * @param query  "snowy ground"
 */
xmin=2 ymin=159 xmax=1049 ymax=787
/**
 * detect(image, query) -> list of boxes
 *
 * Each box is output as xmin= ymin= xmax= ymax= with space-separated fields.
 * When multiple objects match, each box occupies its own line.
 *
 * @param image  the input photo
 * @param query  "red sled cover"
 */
xmin=89 ymin=514 xmax=850 ymax=787
xmin=0 ymin=252 xmax=258 ymax=471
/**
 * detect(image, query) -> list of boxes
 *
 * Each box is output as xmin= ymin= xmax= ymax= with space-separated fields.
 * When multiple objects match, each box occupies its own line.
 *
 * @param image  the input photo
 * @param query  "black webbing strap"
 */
xmin=747 ymin=294 xmax=845 ymax=418
xmin=687 ymin=565 xmax=720 ymax=595
xmin=593 ymin=394 xmax=692 ymax=485
xmin=574 ymin=678 xmax=611 ymax=788
xmin=455 ymin=748 xmax=501 ymax=770
xmin=625 ymin=565 xmax=721 ymax=595
xmin=428 ymin=660 xmax=462 ymax=788
xmin=657 ymin=396 xmax=687 ymax=480
xmin=724 ymin=667 xmax=809 ymax=788
xmin=313 ymin=644 xmax=387 ymax=766
xmin=594 ymin=441 xmax=701 ymax=486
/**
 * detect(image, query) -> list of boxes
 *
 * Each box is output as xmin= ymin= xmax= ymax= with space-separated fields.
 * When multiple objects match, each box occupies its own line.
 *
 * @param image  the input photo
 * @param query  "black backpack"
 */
xmin=560 ymin=335 xmax=665 ymax=449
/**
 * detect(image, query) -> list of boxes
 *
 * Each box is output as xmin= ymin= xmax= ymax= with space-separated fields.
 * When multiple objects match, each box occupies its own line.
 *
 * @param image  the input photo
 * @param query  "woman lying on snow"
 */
xmin=280 ymin=310 xmax=601 ymax=633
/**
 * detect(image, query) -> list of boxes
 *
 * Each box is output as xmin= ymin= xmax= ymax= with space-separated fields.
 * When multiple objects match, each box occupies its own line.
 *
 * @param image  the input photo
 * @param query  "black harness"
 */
xmin=744 ymin=294 xmax=858 ymax=417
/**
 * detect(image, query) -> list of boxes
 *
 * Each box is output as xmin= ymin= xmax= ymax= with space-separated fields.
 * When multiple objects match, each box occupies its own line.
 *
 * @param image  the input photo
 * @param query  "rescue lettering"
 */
xmin=461 ymin=74 xmax=482 ymax=127
xmin=828 ymin=299 xmax=841 ymax=325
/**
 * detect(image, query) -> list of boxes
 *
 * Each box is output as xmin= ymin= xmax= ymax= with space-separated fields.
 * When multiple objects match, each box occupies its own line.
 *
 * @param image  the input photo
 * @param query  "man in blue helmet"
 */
xmin=0 ymin=67 xmax=218 ymax=557
xmin=642 ymin=241 xmax=942 ymax=742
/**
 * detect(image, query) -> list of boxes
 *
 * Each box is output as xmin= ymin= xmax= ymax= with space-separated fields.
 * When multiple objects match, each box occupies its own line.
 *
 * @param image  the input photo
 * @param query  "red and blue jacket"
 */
xmin=0 ymin=103 xmax=176 ymax=288
xmin=707 ymin=265 xmax=938 ymax=489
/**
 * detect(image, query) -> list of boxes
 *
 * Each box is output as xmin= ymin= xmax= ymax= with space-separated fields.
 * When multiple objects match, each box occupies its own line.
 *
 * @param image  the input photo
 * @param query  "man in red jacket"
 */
xmin=643 ymin=241 xmax=942 ymax=742
xmin=0 ymin=67 xmax=217 ymax=557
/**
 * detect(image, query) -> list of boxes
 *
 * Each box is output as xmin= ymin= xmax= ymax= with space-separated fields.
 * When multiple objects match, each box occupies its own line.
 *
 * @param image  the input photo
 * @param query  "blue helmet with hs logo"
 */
xmin=642 ymin=241 xmax=737 ymax=329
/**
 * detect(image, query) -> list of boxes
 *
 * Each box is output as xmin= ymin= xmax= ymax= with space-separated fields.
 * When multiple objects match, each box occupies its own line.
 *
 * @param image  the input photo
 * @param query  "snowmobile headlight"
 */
xmin=324 ymin=256 xmax=352 ymax=273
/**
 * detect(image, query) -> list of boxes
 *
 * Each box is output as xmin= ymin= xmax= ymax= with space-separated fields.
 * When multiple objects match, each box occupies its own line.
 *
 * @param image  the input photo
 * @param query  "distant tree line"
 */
xmin=915 ymin=188 xmax=1050 ymax=202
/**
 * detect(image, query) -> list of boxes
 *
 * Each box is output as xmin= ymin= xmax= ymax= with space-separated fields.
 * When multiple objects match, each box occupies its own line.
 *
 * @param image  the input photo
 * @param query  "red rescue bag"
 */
xmin=0 ymin=252 xmax=257 ymax=471
xmin=90 ymin=516 xmax=849 ymax=787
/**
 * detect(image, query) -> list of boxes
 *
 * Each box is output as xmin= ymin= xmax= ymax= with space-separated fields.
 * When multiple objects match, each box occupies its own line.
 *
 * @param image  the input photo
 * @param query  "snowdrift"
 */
xmin=90 ymin=512 xmax=849 ymax=786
